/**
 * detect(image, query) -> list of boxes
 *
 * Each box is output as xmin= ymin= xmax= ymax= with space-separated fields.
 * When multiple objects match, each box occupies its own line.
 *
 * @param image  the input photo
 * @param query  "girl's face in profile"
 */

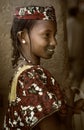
xmin=26 ymin=20 xmax=57 ymax=60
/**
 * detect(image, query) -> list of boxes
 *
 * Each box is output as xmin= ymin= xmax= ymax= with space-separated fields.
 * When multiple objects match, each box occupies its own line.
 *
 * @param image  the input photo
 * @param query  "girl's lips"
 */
xmin=47 ymin=48 xmax=54 ymax=52
xmin=47 ymin=49 xmax=55 ymax=56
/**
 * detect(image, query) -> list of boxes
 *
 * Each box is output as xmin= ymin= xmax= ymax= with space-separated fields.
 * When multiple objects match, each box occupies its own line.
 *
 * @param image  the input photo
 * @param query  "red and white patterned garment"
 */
xmin=4 ymin=65 xmax=66 ymax=130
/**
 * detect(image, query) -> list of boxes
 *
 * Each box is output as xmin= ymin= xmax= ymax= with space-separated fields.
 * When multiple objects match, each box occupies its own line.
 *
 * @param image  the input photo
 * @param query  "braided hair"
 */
xmin=11 ymin=18 xmax=36 ymax=68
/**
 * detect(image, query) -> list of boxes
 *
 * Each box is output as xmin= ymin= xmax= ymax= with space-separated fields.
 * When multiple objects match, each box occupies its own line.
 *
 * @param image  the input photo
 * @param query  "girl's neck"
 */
xmin=17 ymin=54 xmax=40 ymax=67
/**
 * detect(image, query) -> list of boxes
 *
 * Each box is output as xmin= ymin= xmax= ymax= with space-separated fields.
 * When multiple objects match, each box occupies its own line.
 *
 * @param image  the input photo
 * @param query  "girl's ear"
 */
xmin=17 ymin=29 xmax=30 ymax=44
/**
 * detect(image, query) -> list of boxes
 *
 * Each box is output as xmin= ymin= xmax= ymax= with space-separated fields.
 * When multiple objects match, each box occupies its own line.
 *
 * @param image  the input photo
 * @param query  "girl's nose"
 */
xmin=50 ymin=37 xmax=57 ymax=47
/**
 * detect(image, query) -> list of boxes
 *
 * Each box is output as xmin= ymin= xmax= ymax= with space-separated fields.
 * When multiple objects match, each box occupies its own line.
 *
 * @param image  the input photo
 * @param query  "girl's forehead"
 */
xmin=34 ymin=20 xmax=56 ymax=27
xmin=31 ymin=20 xmax=57 ymax=32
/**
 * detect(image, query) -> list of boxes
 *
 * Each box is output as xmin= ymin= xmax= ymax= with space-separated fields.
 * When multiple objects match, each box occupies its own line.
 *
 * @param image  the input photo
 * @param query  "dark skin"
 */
xmin=17 ymin=20 xmax=57 ymax=65
xmin=17 ymin=20 xmax=84 ymax=130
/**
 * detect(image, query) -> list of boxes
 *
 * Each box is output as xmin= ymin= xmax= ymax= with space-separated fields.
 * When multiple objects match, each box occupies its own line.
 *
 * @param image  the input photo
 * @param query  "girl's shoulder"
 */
xmin=9 ymin=65 xmax=57 ymax=103
xmin=16 ymin=65 xmax=56 ymax=86
xmin=18 ymin=64 xmax=55 ymax=79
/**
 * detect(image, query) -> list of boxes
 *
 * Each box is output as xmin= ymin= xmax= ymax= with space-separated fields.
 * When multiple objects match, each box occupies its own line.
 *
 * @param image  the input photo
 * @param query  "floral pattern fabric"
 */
xmin=14 ymin=6 xmax=56 ymax=21
xmin=4 ymin=65 xmax=66 ymax=130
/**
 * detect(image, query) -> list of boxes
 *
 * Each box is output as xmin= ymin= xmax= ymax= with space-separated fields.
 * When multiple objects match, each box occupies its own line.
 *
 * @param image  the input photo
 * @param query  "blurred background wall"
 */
xmin=67 ymin=1 xmax=84 ymax=130
xmin=0 ymin=0 xmax=84 ymax=130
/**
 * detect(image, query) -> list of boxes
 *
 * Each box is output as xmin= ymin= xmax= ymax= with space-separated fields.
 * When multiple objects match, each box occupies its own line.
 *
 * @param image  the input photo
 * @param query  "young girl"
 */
xmin=4 ymin=6 xmax=67 ymax=130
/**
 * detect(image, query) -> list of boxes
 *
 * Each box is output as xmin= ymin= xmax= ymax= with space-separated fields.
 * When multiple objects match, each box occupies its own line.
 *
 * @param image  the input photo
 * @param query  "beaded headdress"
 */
xmin=14 ymin=6 xmax=56 ymax=21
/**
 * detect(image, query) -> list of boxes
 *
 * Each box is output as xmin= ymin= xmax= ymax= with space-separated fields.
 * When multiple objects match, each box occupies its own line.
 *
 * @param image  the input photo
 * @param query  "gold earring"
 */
xmin=22 ymin=39 xmax=26 ymax=44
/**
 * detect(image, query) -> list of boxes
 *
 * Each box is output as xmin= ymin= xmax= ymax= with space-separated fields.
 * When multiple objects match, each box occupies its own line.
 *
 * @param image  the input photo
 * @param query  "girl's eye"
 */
xmin=46 ymin=33 xmax=50 ymax=37
xmin=43 ymin=33 xmax=50 ymax=39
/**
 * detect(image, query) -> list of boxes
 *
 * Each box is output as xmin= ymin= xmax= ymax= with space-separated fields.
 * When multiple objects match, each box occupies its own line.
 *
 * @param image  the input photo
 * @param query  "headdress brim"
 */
xmin=14 ymin=6 xmax=56 ymax=21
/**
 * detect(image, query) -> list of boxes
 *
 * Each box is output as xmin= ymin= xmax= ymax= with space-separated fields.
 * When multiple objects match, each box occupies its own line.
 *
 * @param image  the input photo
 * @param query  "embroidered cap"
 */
xmin=14 ymin=6 xmax=56 ymax=21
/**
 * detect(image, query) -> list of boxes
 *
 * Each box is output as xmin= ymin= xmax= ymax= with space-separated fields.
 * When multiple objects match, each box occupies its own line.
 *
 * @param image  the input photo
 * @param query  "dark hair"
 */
xmin=11 ymin=17 xmax=36 ymax=68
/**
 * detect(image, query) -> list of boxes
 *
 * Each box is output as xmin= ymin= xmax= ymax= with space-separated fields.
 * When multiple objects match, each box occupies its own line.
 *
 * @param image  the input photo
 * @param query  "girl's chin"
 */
xmin=44 ymin=54 xmax=53 ymax=59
